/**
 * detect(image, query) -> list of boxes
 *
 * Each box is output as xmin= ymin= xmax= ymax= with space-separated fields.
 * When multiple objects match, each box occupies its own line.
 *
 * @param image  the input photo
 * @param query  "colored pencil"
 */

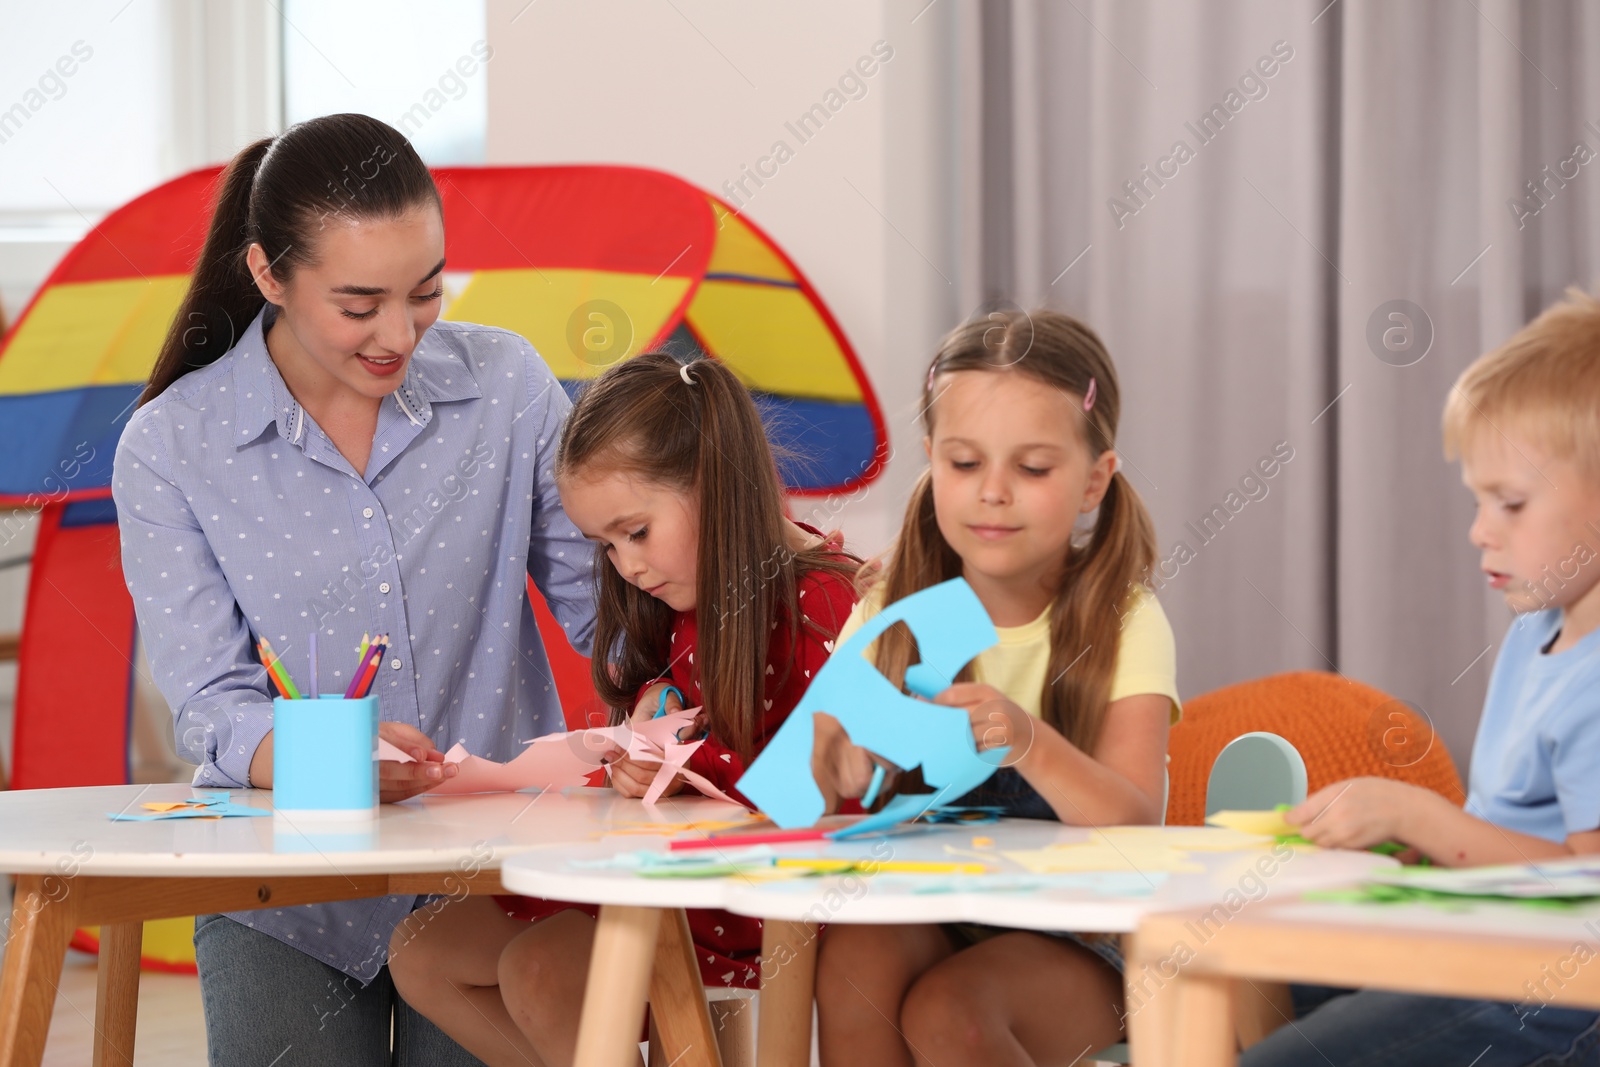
xmin=346 ymin=635 xmax=386 ymax=699
xmin=258 ymin=639 xmax=301 ymax=700
xmin=669 ymin=828 xmax=830 ymax=852
xmin=356 ymin=639 xmax=385 ymax=698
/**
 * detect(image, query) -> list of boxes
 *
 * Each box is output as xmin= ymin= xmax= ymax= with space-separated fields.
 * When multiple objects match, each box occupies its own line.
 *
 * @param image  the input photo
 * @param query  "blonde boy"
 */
xmin=1245 ymin=289 xmax=1600 ymax=1065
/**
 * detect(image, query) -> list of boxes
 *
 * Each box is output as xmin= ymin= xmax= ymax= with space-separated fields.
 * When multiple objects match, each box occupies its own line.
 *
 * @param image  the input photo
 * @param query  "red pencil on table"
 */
xmin=668 ymin=827 xmax=830 ymax=851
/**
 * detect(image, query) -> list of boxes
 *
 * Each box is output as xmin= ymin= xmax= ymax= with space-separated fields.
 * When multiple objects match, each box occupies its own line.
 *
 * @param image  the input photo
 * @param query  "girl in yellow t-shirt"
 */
xmin=813 ymin=309 xmax=1180 ymax=1066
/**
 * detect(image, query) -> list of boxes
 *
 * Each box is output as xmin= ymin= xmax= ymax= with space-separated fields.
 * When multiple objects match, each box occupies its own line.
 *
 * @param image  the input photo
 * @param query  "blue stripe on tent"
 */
xmin=0 ymin=384 xmax=139 ymax=498
xmin=557 ymin=377 xmax=876 ymax=491
xmin=62 ymin=497 xmax=119 ymax=527
xmin=751 ymin=392 xmax=878 ymax=490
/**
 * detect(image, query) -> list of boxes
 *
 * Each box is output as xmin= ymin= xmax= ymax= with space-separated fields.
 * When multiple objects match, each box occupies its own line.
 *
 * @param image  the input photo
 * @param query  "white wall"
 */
xmin=485 ymin=0 xmax=963 ymax=558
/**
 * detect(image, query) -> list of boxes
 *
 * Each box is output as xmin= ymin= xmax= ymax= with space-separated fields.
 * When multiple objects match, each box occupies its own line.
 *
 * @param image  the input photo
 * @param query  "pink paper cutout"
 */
xmin=369 ymin=708 xmax=746 ymax=804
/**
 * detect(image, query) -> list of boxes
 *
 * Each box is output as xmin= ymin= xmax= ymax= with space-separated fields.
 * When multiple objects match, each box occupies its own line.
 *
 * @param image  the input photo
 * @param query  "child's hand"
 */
xmin=1288 ymin=777 xmax=1425 ymax=850
xmin=935 ymin=683 xmax=1035 ymax=767
xmin=610 ymin=683 xmax=692 ymax=799
xmin=811 ymin=712 xmax=879 ymax=813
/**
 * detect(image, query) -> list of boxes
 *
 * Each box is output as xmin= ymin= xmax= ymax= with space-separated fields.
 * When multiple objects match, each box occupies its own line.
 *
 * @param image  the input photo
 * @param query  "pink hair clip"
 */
xmin=1082 ymin=377 xmax=1097 ymax=412
xmin=925 ymin=359 xmax=940 ymax=393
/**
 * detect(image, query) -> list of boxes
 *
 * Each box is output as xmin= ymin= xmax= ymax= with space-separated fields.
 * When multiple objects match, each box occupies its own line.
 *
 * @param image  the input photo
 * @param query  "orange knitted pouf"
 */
xmin=1165 ymin=670 xmax=1465 ymax=826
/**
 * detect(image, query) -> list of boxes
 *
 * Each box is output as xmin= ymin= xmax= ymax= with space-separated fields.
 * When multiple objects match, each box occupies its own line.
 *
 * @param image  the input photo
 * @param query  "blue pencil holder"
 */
xmin=272 ymin=695 xmax=379 ymax=823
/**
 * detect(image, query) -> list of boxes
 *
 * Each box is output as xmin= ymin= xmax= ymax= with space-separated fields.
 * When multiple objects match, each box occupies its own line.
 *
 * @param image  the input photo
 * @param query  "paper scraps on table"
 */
xmin=108 ymin=792 xmax=270 ymax=821
xmin=1206 ymin=809 xmax=1296 ymax=837
xmin=1096 ymin=826 xmax=1279 ymax=851
xmin=573 ymin=847 xmax=993 ymax=879
xmin=376 ymin=710 xmax=746 ymax=805
xmin=998 ymin=828 xmax=1265 ymax=875
xmin=570 ymin=845 xmax=793 ymax=880
xmin=736 ymin=577 xmax=1005 ymax=830
xmin=915 ymin=805 xmax=1006 ymax=825
xmin=894 ymin=870 xmax=1169 ymax=896
xmin=1360 ymin=858 xmax=1600 ymax=901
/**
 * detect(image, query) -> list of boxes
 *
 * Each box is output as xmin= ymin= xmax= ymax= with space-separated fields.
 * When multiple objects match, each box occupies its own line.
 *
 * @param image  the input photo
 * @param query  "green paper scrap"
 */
xmin=1304 ymin=884 xmax=1596 ymax=912
xmin=108 ymin=791 xmax=270 ymax=821
xmin=569 ymin=845 xmax=777 ymax=879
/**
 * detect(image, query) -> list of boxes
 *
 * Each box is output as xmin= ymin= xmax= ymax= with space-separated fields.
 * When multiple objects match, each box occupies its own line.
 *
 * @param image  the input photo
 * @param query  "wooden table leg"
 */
xmin=574 ymin=905 xmax=663 ymax=1067
xmin=647 ymin=908 xmax=721 ymax=1067
xmin=0 ymin=875 xmax=77 ymax=1067
xmin=756 ymin=919 xmax=818 ymax=1066
xmin=1234 ymin=979 xmax=1291 ymax=1050
xmin=92 ymin=923 xmax=142 ymax=1067
xmin=1174 ymin=974 xmax=1237 ymax=1067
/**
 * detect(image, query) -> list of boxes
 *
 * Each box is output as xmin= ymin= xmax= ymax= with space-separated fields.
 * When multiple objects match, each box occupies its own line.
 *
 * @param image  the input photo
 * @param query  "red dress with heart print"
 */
xmin=497 ymin=538 xmax=858 ymax=989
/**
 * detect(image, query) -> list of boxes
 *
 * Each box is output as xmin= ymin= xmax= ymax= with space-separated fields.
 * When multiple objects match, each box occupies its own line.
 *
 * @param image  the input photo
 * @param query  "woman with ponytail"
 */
xmin=812 ymin=309 xmax=1181 ymax=1065
xmin=388 ymin=352 xmax=859 ymax=1065
xmin=113 ymin=114 xmax=595 ymax=1065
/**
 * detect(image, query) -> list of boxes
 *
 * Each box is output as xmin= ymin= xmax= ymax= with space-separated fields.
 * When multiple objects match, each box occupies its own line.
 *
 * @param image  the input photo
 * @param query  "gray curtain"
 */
xmin=965 ymin=0 xmax=1600 ymax=769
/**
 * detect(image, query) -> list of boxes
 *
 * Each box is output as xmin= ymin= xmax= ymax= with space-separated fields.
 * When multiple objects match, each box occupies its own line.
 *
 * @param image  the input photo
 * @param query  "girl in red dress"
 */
xmin=390 ymin=352 xmax=858 ymax=1066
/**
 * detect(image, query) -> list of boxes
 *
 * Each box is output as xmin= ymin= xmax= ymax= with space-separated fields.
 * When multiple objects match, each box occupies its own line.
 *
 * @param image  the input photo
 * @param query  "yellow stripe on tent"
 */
xmin=445 ymin=268 xmax=691 ymax=381
xmin=685 ymin=281 xmax=861 ymax=402
xmin=0 ymin=276 xmax=190 ymax=395
xmin=707 ymin=203 xmax=795 ymax=283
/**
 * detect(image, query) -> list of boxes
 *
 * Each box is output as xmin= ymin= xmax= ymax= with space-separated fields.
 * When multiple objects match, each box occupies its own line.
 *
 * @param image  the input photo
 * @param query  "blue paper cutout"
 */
xmin=737 ymin=577 xmax=1007 ymax=829
xmin=108 ymin=791 xmax=270 ymax=821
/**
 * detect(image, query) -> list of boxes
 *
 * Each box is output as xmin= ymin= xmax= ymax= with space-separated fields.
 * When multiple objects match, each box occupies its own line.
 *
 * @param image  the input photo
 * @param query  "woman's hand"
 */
xmin=935 ymin=683 xmax=1036 ymax=767
xmin=811 ymin=712 xmax=879 ymax=813
xmin=1288 ymin=777 xmax=1429 ymax=851
xmin=377 ymin=722 xmax=456 ymax=802
xmin=609 ymin=683 xmax=688 ymax=799
xmin=253 ymin=723 xmax=456 ymax=802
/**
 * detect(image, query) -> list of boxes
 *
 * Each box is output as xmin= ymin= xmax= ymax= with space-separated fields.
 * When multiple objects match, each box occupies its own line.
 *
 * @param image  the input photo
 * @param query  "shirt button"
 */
xmin=390 ymin=658 xmax=402 ymax=670
xmin=378 ymin=582 xmax=391 ymax=594
xmin=362 ymin=507 xmax=374 ymax=519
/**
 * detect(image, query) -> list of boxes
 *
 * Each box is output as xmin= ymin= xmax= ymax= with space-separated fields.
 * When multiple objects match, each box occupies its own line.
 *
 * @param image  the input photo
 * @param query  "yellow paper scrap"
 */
xmin=1094 ymin=826 xmax=1274 ymax=851
xmin=1205 ymin=810 xmax=1296 ymax=837
xmin=1000 ymin=844 xmax=1204 ymax=874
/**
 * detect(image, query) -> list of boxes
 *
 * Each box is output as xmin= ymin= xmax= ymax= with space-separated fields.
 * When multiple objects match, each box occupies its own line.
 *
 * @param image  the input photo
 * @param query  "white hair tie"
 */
xmin=680 ymin=363 xmax=697 ymax=385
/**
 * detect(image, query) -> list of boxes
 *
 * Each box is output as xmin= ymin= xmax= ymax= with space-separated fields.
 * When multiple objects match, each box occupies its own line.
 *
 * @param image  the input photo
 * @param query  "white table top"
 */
xmin=1249 ymin=897 xmax=1600 ymax=944
xmin=499 ymin=821 xmax=1395 ymax=934
xmin=0 ymin=784 xmax=749 ymax=878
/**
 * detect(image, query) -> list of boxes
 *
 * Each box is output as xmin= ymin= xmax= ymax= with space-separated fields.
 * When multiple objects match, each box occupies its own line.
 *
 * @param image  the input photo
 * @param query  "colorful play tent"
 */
xmin=0 ymin=165 xmax=885 ymax=969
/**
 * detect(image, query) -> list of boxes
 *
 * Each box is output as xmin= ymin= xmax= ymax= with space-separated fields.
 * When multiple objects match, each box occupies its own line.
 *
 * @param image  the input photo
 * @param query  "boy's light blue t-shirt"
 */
xmin=1468 ymin=610 xmax=1600 ymax=843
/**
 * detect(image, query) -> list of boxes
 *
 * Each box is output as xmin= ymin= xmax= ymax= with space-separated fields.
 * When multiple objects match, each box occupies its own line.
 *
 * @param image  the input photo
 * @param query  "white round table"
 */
xmin=0 ymin=784 xmax=744 ymax=1067
xmin=501 ymin=820 xmax=1394 ymax=1066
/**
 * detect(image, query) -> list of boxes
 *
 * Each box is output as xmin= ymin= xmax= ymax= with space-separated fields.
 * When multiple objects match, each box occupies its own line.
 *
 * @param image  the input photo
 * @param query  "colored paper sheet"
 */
xmin=1206 ymin=809 xmax=1296 ymax=837
xmin=1364 ymin=859 xmax=1600 ymax=900
xmin=375 ymin=710 xmax=747 ymax=804
xmin=108 ymin=791 xmax=269 ymax=821
xmin=898 ymin=871 xmax=1170 ymax=896
xmin=737 ymin=578 xmax=1005 ymax=829
xmin=1094 ymin=827 xmax=1276 ymax=851
xmin=1000 ymin=843 xmax=1204 ymax=874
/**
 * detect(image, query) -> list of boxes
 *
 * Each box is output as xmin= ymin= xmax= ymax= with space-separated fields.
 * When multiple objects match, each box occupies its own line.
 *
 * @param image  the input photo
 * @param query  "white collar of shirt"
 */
xmin=232 ymin=305 xmax=484 ymax=450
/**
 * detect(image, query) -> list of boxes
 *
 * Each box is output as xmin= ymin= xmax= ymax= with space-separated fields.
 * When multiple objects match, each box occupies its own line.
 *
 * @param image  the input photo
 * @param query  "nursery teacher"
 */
xmin=112 ymin=113 xmax=595 ymax=1065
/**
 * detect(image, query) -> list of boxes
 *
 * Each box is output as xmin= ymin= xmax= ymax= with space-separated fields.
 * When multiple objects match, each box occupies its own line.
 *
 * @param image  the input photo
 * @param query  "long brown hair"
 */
xmin=870 ymin=310 xmax=1156 ymax=754
xmin=140 ymin=113 xmax=441 ymax=406
xmin=556 ymin=352 xmax=857 ymax=759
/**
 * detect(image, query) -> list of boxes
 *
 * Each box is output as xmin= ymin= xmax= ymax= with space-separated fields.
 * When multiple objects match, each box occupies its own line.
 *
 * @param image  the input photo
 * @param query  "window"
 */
xmin=281 ymin=0 xmax=489 ymax=165
xmin=0 ymin=3 xmax=172 ymax=215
